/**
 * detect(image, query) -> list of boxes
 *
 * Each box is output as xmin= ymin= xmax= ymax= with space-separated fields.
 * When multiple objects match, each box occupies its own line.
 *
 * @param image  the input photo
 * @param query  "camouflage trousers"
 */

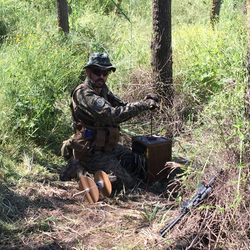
xmin=60 ymin=139 xmax=134 ymax=186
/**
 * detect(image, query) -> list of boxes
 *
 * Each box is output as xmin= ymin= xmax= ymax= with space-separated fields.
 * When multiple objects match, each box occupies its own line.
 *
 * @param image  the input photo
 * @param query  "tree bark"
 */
xmin=115 ymin=0 xmax=123 ymax=14
xmin=210 ymin=0 xmax=221 ymax=26
xmin=151 ymin=0 xmax=173 ymax=107
xmin=56 ymin=0 xmax=69 ymax=33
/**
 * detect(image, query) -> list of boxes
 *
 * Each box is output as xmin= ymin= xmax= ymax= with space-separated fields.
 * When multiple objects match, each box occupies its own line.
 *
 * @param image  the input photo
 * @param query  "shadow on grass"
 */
xmin=0 ymin=154 xmax=192 ymax=250
xmin=0 ymin=181 xmax=73 ymax=250
xmin=0 ymin=242 xmax=63 ymax=250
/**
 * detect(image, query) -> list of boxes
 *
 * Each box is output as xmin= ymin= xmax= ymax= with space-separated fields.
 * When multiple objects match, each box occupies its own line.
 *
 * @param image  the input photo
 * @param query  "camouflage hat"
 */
xmin=82 ymin=52 xmax=116 ymax=72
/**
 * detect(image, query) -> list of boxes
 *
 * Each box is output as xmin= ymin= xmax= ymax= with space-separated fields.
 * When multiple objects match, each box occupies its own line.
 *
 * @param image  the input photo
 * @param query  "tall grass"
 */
xmin=173 ymin=1 xmax=247 ymax=102
xmin=0 ymin=0 xmax=249 ymax=180
xmin=170 ymin=0 xmax=249 ymax=172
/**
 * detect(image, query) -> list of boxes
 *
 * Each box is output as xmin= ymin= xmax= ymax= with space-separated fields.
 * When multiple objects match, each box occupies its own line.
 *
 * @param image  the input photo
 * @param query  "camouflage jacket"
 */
xmin=70 ymin=77 xmax=150 ymax=128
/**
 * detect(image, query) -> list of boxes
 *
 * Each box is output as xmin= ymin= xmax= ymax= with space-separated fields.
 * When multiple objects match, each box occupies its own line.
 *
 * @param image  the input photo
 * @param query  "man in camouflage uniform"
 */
xmin=60 ymin=52 xmax=158 ymax=187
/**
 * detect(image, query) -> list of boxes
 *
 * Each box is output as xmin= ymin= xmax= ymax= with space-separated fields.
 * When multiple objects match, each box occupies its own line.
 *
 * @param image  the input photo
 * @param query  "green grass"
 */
xmin=173 ymin=1 xmax=247 ymax=102
xmin=0 ymin=0 xmax=248 ymax=187
xmin=0 ymin=0 xmax=248 ymax=180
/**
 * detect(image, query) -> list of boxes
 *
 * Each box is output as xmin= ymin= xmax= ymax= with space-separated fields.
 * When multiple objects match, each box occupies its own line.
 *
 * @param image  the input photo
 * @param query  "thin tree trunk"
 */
xmin=56 ymin=0 xmax=69 ymax=33
xmin=151 ymin=0 xmax=173 ymax=108
xmin=210 ymin=0 xmax=221 ymax=26
xmin=115 ymin=0 xmax=122 ymax=14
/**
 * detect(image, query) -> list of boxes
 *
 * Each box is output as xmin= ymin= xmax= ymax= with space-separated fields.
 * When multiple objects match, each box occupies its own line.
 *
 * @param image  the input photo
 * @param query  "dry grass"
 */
xmin=1 ymin=165 xmax=250 ymax=250
xmin=0 ymin=177 xmax=174 ymax=250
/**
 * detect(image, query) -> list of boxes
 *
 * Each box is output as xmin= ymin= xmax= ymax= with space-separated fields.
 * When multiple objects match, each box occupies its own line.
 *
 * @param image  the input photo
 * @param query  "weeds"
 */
xmin=140 ymin=202 xmax=165 ymax=224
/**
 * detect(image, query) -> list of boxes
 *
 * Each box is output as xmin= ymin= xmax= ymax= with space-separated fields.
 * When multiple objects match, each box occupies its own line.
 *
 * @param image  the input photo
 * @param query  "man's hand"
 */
xmin=144 ymin=93 xmax=159 ymax=110
xmin=144 ymin=94 xmax=159 ymax=102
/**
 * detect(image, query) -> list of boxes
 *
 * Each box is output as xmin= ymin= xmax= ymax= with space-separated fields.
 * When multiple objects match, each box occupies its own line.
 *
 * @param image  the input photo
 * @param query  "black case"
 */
xmin=132 ymin=135 xmax=172 ymax=183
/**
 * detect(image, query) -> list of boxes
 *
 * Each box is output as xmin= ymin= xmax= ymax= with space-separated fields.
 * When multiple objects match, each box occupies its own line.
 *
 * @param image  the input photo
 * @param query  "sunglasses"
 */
xmin=91 ymin=68 xmax=111 ymax=77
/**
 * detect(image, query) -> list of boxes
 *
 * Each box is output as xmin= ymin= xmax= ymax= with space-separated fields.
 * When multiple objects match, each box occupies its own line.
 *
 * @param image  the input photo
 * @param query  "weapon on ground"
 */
xmin=159 ymin=169 xmax=224 ymax=237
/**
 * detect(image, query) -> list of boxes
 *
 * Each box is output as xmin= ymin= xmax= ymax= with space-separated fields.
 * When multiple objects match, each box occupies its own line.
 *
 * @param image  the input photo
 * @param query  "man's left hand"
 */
xmin=144 ymin=93 xmax=159 ymax=103
xmin=144 ymin=93 xmax=159 ymax=110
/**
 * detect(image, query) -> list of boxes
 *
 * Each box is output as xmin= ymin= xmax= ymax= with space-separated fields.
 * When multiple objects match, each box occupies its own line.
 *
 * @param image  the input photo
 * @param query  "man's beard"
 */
xmin=91 ymin=79 xmax=105 ymax=88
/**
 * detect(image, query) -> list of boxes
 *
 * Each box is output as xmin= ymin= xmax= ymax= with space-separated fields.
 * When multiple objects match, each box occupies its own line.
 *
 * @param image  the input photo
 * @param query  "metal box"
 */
xmin=132 ymin=135 xmax=172 ymax=183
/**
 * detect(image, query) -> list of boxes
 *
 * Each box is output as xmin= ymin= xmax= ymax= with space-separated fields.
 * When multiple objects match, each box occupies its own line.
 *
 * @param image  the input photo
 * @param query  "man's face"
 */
xmin=86 ymin=66 xmax=111 ymax=89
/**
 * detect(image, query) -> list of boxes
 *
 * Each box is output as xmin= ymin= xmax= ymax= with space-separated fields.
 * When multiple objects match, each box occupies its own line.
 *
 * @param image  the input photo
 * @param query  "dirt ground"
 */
xmin=0 ymin=174 xmax=181 ymax=250
xmin=1 ymin=163 xmax=249 ymax=250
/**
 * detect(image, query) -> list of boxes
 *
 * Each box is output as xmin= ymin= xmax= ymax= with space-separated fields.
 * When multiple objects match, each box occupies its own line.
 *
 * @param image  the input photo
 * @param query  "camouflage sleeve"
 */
xmin=107 ymin=91 xmax=126 ymax=107
xmin=76 ymin=88 xmax=150 ymax=125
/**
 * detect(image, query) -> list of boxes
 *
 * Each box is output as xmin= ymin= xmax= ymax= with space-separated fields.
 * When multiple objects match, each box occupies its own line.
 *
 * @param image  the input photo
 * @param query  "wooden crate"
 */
xmin=132 ymin=135 xmax=172 ymax=183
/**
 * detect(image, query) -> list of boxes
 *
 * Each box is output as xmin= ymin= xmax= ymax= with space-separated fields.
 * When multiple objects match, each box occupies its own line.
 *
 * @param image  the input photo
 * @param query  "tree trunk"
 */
xmin=246 ymin=0 xmax=250 ymax=117
xmin=151 ymin=0 xmax=173 ymax=107
xmin=56 ymin=0 xmax=69 ymax=33
xmin=210 ymin=0 xmax=221 ymax=26
xmin=115 ymin=0 xmax=123 ymax=14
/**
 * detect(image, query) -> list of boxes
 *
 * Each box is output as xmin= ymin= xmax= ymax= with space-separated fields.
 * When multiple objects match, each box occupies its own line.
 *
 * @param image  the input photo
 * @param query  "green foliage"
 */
xmin=173 ymin=1 xmax=247 ymax=102
xmin=24 ymin=0 xmax=55 ymax=11
xmin=140 ymin=202 xmax=165 ymax=224
xmin=0 ymin=5 xmax=80 ymax=145
xmin=79 ymin=0 xmax=116 ymax=14
xmin=190 ymin=82 xmax=250 ymax=165
xmin=0 ymin=20 xmax=7 ymax=36
xmin=0 ymin=0 xmax=249 ymax=177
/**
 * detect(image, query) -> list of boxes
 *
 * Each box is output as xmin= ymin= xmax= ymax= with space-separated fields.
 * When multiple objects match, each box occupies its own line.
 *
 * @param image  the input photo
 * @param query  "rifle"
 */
xmin=159 ymin=169 xmax=224 ymax=237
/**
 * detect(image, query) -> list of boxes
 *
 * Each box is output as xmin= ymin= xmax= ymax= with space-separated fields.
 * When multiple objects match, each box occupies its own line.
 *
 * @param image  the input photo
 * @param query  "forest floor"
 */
xmin=1 ymin=155 xmax=246 ymax=250
xmin=0 ymin=161 xmax=190 ymax=250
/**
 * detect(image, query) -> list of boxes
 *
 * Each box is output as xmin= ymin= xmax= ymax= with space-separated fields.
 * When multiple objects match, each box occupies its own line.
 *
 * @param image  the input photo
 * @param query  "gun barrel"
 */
xmin=159 ymin=169 xmax=224 ymax=237
xmin=208 ymin=168 xmax=224 ymax=186
xmin=159 ymin=212 xmax=186 ymax=237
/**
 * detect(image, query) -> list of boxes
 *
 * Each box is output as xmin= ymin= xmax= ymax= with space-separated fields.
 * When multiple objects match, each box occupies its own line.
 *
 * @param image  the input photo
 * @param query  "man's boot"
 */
xmin=60 ymin=157 xmax=85 ymax=181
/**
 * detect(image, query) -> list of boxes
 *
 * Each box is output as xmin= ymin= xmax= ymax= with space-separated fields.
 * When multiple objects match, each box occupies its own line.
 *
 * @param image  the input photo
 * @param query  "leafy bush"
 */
xmin=0 ymin=6 xmax=81 ymax=145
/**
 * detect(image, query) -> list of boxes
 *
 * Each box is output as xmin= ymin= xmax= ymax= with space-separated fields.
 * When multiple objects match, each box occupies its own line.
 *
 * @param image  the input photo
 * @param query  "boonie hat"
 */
xmin=82 ymin=52 xmax=116 ymax=72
